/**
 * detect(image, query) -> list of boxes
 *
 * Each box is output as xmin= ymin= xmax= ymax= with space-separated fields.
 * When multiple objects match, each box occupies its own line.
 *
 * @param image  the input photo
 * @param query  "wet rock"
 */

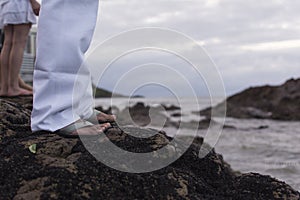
xmin=257 ymin=125 xmax=269 ymax=130
xmin=0 ymin=97 xmax=299 ymax=199
xmin=162 ymin=105 xmax=181 ymax=111
xmin=171 ymin=113 xmax=182 ymax=117
xmin=200 ymin=78 xmax=300 ymax=121
xmin=116 ymin=102 xmax=171 ymax=127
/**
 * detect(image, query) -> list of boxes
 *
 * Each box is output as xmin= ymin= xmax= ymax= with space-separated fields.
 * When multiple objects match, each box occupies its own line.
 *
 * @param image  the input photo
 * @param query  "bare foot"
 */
xmin=72 ymin=122 xmax=111 ymax=136
xmin=7 ymin=87 xmax=33 ymax=97
xmin=18 ymin=77 xmax=33 ymax=91
xmin=97 ymin=111 xmax=116 ymax=123
xmin=57 ymin=121 xmax=111 ymax=137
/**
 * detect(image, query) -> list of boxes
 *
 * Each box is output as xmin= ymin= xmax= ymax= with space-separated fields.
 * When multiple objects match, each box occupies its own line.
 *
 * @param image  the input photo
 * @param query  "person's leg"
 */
xmin=31 ymin=0 xmax=99 ymax=132
xmin=0 ymin=28 xmax=33 ymax=92
xmin=0 ymin=25 xmax=13 ymax=96
xmin=0 ymin=32 xmax=1 ymax=90
xmin=6 ymin=24 xmax=32 ymax=96
xmin=0 ymin=29 xmax=2 ymax=89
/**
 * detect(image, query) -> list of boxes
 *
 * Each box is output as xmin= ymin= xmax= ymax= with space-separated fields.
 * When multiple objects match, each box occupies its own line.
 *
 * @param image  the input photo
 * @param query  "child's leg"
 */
xmin=0 ymin=25 xmax=13 ymax=96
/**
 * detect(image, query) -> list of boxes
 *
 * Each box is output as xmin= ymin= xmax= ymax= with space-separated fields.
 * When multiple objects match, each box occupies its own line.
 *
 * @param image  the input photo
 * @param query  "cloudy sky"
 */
xmin=49 ymin=0 xmax=300 ymax=97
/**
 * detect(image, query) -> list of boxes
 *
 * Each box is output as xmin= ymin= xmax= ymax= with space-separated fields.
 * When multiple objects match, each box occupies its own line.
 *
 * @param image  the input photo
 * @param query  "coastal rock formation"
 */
xmin=116 ymin=102 xmax=235 ymax=130
xmin=0 ymin=97 xmax=299 ymax=199
xmin=200 ymin=78 xmax=300 ymax=120
xmin=114 ymin=102 xmax=174 ymax=127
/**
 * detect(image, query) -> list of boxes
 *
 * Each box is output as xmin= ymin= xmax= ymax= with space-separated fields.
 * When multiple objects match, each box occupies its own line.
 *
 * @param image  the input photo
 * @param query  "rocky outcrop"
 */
xmin=0 ymin=97 xmax=299 ymax=199
xmin=96 ymin=102 xmax=181 ymax=128
xmin=200 ymin=78 xmax=300 ymax=120
xmin=113 ymin=103 xmax=235 ymax=130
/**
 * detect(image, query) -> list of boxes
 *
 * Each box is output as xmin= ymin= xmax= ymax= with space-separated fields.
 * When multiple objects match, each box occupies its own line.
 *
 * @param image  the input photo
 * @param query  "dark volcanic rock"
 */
xmin=201 ymin=78 xmax=300 ymax=120
xmin=162 ymin=104 xmax=181 ymax=111
xmin=105 ymin=102 xmax=183 ymax=128
xmin=0 ymin=97 xmax=299 ymax=199
xmin=171 ymin=112 xmax=182 ymax=117
xmin=116 ymin=102 xmax=173 ymax=127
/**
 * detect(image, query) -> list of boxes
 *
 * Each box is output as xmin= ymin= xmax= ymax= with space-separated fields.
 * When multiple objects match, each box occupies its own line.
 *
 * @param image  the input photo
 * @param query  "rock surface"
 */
xmin=112 ymin=102 xmax=174 ymax=128
xmin=200 ymin=78 xmax=300 ymax=120
xmin=0 ymin=97 xmax=299 ymax=199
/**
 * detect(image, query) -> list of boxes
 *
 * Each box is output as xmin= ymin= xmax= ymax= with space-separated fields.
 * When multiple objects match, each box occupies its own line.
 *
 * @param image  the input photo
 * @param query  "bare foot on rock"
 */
xmin=18 ymin=76 xmax=33 ymax=91
xmin=72 ymin=123 xmax=111 ymax=136
xmin=6 ymin=87 xmax=33 ymax=97
xmin=56 ymin=121 xmax=112 ymax=138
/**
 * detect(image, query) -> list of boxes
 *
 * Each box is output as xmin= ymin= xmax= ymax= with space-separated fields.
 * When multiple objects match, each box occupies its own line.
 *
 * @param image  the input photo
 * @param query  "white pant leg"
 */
xmin=31 ymin=0 xmax=99 ymax=132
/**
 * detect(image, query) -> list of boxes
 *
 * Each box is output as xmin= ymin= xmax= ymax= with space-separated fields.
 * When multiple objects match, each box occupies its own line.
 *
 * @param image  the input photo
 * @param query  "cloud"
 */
xmin=144 ymin=11 xmax=183 ymax=24
xmin=87 ymin=0 xmax=300 ymax=96
xmin=239 ymin=40 xmax=300 ymax=51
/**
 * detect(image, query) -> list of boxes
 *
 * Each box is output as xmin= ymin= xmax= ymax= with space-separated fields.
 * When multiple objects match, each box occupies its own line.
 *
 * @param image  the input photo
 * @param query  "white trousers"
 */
xmin=31 ymin=0 xmax=99 ymax=132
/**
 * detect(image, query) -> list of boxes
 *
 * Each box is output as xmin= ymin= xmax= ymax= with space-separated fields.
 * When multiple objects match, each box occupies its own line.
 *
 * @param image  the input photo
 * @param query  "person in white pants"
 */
xmin=31 ymin=0 xmax=115 ymax=137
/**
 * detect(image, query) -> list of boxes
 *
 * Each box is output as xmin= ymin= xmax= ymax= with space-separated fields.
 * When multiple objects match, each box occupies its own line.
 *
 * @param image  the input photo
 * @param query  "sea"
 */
xmin=94 ymin=97 xmax=300 ymax=191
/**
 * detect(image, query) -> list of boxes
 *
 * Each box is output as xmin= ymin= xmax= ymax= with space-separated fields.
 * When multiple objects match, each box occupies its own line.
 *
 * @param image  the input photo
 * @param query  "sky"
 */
xmin=42 ymin=0 xmax=300 ymax=97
